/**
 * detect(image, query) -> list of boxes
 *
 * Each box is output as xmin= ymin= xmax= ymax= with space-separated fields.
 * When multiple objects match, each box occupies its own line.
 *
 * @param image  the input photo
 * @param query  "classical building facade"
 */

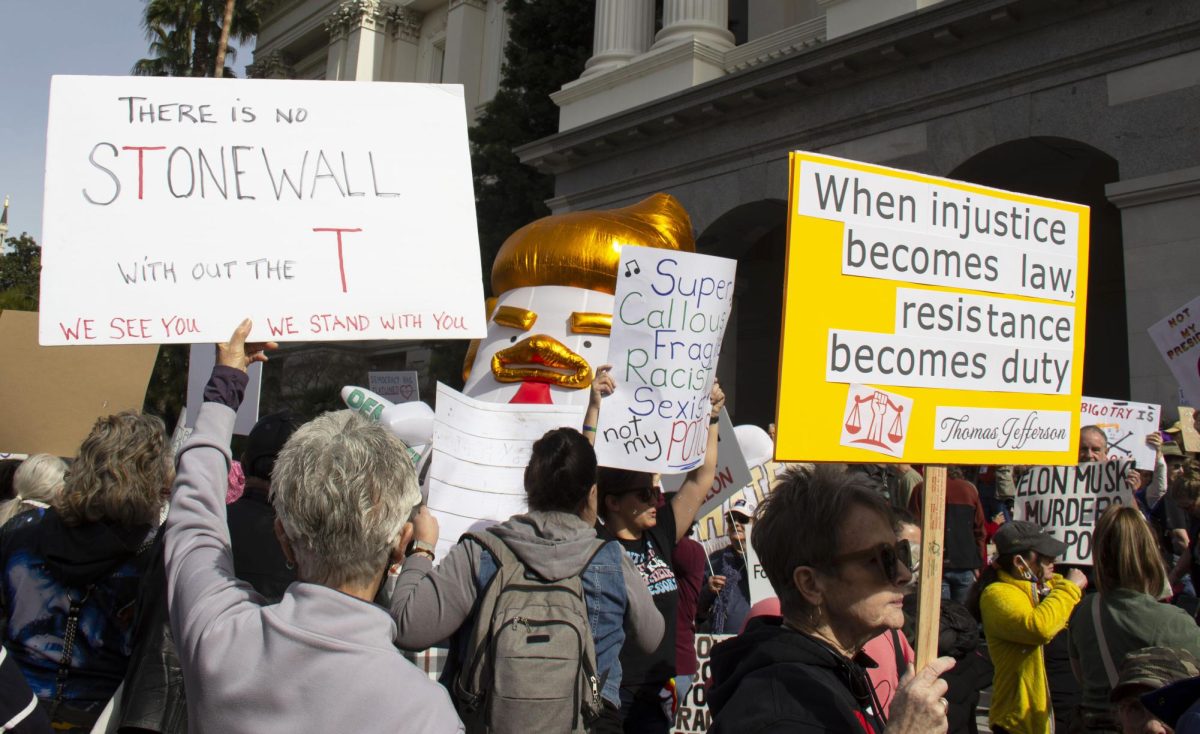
xmin=519 ymin=0 xmax=1200 ymax=428
xmin=249 ymin=0 xmax=508 ymax=121
xmin=250 ymin=0 xmax=1200 ymax=429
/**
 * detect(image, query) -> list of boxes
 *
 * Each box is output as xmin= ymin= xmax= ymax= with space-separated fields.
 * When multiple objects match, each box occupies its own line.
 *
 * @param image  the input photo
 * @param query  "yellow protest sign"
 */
xmin=776 ymin=152 xmax=1089 ymax=465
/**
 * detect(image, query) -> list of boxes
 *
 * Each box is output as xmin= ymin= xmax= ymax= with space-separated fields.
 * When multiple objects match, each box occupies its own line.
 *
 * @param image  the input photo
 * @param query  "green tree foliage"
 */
xmin=133 ymin=0 xmax=262 ymax=78
xmin=0 ymin=233 xmax=41 ymax=311
xmin=470 ymin=0 xmax=594 ymax=294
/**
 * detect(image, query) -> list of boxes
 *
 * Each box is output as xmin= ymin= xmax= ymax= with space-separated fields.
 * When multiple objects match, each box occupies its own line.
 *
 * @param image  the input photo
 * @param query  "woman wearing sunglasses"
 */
xmin=582 ymin=367 xmax=725 ymax=734
xmin=969 ymin=521 xmax=1088 ymax=734
xmin=706 ymin=464 xmax=955 ymax=734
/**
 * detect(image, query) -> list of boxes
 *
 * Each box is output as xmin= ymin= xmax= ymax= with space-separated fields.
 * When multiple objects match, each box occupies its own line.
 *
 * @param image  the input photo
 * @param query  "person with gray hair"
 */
xmin=0 ymin=454 xmax=68 ymax=526
xmin=164 ymin=320 xmax=462 ymax=733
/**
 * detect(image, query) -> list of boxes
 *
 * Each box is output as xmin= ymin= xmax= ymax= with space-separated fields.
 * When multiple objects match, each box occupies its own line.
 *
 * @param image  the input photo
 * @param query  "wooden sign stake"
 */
xmin=915 ymin=464 xmax=947 ymax=670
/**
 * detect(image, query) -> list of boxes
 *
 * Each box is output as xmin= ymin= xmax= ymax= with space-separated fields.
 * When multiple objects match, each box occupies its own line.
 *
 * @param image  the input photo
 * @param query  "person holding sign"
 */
xmin=707 ymin=465 xmax=955 ymax=734
xmin=164 ymin=321 xmax=463 ymax=733
xmin=697 ymin=499 xmax=754 ymax=635
xmin=588 ymin=375 xmax=725 ymax=734
xmin=970 ymin=521 xmax=1087 ymax=734
xmin=1067 ymin=506 xmax=1200 ymax=732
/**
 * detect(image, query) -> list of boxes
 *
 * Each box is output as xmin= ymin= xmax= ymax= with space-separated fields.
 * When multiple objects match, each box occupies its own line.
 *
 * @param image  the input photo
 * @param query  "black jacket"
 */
xmin=708 ymin=618 xmax=887 ymax=733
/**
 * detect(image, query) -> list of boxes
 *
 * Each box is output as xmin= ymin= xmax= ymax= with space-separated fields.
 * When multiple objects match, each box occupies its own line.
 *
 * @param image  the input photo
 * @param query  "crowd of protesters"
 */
xmin=3 ymin=320 xmax=1200 ymax=734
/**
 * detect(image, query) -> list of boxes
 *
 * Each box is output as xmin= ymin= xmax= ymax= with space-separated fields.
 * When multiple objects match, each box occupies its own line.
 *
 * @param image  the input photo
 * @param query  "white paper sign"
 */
xmin=39 ymin=75 xmax=486 ymax=345
xmin=425 ymin=383 xmax=586 ymax=558
xmin=934 ymin=406 xmax=1072 ymax=453
xmin=660 ymin=410 xmax=753 ymax=516
xmin=1079 ymin=396 xmax=1161 ymax=470
xmin=369 ymin=370 xmax=420 ymax=404
xmin=595 ymin=246 xmax=737 ymax=473
xmin=185 ymin=344 xmax=262 ymax=435
xmin=1149 ymin=296 xmax=1200 ymax=408
xmin=672 ymin=634 xmax=733 ymax=734
xmin=1013 ymin=458 xmax=1134 ymax=565
xmin=744 ymin=522 xmax=776 ymax=607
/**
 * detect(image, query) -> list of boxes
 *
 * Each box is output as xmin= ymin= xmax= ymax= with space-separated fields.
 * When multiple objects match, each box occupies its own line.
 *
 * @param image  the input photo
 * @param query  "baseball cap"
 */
xmin=241 ymin=410 xmax=303 ymax=481
xmin=1110 ymin=647 xmax=1200 ymax=703
xmin=993 ymin=520 xmax=1067 ymax=558
xmin=727 ymin=498 xmax=754 ymax=522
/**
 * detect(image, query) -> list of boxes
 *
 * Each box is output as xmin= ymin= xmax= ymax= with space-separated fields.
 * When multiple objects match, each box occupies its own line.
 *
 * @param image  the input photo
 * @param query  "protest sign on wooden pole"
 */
xmin=915 ymin=465 xmax=946 ymax=670
xmin=776 ymin=151 xmax=1093 ymax=674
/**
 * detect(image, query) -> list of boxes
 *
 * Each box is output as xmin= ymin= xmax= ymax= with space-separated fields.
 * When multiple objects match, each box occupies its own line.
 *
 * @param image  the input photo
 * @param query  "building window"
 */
xmin=431 ymin=40 xmax=445 ymax=83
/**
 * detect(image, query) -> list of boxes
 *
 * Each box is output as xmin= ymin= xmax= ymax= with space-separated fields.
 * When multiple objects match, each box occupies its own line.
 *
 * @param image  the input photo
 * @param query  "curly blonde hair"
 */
xmin=56 ymin=411 xmax=170 ymax=528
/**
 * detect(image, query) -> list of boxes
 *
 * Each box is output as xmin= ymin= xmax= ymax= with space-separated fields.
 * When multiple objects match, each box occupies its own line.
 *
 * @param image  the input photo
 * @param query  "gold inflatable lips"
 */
xmin=492 ymin=335 xmax=593 ymax=389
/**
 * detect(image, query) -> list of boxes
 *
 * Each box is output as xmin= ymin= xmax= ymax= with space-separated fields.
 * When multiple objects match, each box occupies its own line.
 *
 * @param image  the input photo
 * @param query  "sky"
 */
xmin=0 ymin=0 xmax=249 ymax=242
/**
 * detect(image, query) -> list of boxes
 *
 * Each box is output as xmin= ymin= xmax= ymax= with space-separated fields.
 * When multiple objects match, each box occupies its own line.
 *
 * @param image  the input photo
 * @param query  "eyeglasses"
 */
xmin=830 ymin=540 xmax=914 ymax=585
xmin=617 ymin=485 xmax=662 ymax=505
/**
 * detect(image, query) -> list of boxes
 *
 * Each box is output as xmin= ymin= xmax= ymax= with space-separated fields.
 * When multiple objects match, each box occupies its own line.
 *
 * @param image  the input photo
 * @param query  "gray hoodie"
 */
xmin=391 ymin=511 xmax=663 ymax=657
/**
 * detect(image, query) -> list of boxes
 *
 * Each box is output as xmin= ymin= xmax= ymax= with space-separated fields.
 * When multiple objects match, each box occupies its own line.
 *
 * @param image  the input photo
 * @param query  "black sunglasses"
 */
xmin=830 ymin=540 xmax=914 ymax=585
xmin=616 ymin=485 xmax=662 ymax=504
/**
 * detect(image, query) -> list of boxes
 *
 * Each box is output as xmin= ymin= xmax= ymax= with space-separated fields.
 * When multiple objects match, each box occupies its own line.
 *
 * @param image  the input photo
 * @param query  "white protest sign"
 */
xmin=1014 ymin=458 xmax=1134 ymax=564
xmin=1079 ymin=396 xmax=1160 ymax=470
xmin=673 ymin=634 xmax=733 ymax=734
xmin=661 ymin=410 xmax=753 ymax=515
xmin=369 ymin=370 xmax=420 ymax=404
xmin=595 ymin=245 xmax=736 ymax=473
xmin=1149 ymin=296 xmax=1200 ymax=408
xmin=39 ymin=75 xmax=486 ymax=345
xmin=744 ymin=522 xmax=776 ymax=607
xmin=425 ymin=383 xmax=585 ymax=558
xmin=185 ymin=344 xmax=262 ymax=435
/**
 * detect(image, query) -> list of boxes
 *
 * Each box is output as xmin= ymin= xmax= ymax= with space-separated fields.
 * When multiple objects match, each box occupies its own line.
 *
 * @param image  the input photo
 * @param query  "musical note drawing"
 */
xmin=624 ymin=260 xmax=641 ymax=277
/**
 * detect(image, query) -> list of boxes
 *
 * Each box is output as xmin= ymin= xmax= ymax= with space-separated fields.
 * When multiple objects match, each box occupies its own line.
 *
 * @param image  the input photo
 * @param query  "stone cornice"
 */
xmin=1106 ymin=166 xmax=1200 ymax=209
xmin=724 ymin=17 xmax=826 ymax=73
xmin=553 ymin=38 xmax=729 ymax=107
xmin=518 ymin=0 xmax=1198 ymax=176
xmin=449 ymin=0 xmax=488 ymax=11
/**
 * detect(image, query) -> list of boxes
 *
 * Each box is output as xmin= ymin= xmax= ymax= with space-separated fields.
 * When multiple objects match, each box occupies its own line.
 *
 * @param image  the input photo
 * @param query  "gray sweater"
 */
xmin=390 ymin=512 xmax=664 ymax=656
xmin=166 ymin=402 xmax=463 ymax=733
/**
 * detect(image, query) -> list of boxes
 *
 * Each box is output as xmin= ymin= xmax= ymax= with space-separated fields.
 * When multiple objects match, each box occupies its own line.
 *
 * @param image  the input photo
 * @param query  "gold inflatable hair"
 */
xmin=491 ymin=193 xmax=695 ymax=297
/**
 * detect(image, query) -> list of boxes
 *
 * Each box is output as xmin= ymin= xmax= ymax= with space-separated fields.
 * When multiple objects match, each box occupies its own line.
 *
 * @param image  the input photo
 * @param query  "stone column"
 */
xmin=324 ymin=0 xmax=391 ymax=81
xmin=444 ymin=0 xmax=488 ymax=110
xmin=653 ymin=0 xmax=735 ymax=50
xmin=581 ymin=0 xmax=654 ymax=78
xmin=386 ymin=6 xmax=423 ymax=82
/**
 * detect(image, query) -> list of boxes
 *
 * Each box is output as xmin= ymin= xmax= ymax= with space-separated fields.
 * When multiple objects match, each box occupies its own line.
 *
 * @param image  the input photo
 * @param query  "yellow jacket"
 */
xmin=980 ymin=569 xmax=1082 ymax=734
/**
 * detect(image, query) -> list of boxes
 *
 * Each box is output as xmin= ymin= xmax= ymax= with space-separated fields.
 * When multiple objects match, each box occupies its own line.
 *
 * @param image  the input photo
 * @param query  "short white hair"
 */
xmin=270 ymin=410 xmax=420 ymax=588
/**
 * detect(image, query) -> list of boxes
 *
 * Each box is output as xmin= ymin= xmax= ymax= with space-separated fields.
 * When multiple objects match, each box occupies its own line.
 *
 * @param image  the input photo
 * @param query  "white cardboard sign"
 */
xmin=369 ymin=370 xmax=420 ymax=404
xmin=1149 ymin=296 xmax=1200 ymax=409
xmin=1013 ymin=458 xmax=1134 ymax=565
xmin=425 ymin=383 xmax=585 ymax=558
xmin=660 ymin=409 xmax=753 ymax=516
xmin=595 ymin=245 xmax=737 ymax=473
xmin=1079 ymin=396 xmax=1161 ymax=471
xmin=39 ymin=75 xmax=486 ymax=345
xmin=744 ymin=522 xmax=776 ymax=607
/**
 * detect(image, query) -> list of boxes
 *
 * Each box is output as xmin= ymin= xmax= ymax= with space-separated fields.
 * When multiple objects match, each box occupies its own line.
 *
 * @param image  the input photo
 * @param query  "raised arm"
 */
xmin=389 ymin=509 xmax=482 ymax=650
xmin=583 ymin=365 xmax=614 ymax=446
xmin=671 ymin=381 xmax=726 ymax=543
xmin=165 ymin=320 xmax=276 ymax=657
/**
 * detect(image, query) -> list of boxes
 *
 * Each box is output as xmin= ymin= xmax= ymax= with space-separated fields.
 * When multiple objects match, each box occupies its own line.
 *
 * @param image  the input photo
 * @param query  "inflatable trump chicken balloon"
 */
xmin=462 ymin=194 xmax=696 ymax=405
